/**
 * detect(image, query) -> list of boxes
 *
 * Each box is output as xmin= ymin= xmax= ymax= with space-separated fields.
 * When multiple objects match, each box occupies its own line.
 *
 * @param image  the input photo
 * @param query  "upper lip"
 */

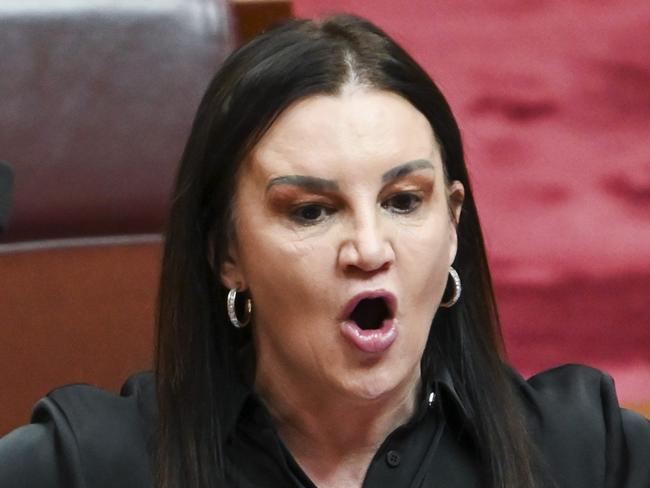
xmin=338 ymin=290 xmax=397 ymax=321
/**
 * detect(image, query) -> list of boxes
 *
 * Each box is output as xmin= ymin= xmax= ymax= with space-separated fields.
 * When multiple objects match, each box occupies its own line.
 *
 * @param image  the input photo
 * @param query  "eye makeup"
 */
xmin=380 ymin=173 xmax=434 ymax=204
xmin=266 ymin=185 xmax=338 ymax=218
xmin=381 ymin=172 xmax=433 ymax=193
xmin=263 ymin=159 xmax=436 ymax=224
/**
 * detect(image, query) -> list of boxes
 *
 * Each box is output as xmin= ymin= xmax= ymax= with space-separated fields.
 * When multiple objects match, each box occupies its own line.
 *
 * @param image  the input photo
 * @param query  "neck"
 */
xmin=255 ymin=368 xmax=420 ymax=487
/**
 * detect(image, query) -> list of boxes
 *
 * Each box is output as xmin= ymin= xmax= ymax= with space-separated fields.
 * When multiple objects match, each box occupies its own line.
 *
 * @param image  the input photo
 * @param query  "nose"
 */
xmin=338 ymin=211 xmax=395 ymax=274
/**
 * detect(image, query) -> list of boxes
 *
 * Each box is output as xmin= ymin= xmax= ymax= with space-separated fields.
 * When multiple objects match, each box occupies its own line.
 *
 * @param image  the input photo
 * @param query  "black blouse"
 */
xmin=0 ymin=364 xmax=649 ymax=487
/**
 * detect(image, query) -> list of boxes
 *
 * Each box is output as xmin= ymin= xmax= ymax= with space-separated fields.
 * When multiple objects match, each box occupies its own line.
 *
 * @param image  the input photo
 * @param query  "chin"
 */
xmin=339 ymin=361 xmax=417 ymax=402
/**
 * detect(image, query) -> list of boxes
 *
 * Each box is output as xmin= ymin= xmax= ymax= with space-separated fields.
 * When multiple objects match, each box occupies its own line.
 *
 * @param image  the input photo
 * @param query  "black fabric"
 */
xmin=1 ymin=364 xmax=649 ymax=487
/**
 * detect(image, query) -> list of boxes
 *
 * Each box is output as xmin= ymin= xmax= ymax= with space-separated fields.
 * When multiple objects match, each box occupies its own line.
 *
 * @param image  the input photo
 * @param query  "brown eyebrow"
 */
xmin=266 ymin=159 xmax=434 ymax=192
xmin=381 ymin=159 xmax=434 ymax=183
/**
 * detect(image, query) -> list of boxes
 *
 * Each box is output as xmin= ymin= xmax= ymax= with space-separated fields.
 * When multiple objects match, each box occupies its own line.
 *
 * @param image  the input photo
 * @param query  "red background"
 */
xmin=294 ymin=0 xmax=650 ymax=402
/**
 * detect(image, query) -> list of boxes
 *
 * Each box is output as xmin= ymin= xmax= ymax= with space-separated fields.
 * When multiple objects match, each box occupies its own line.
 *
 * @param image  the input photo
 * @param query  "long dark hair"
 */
xmin=155 ymin=14 xmax=538 ymax=488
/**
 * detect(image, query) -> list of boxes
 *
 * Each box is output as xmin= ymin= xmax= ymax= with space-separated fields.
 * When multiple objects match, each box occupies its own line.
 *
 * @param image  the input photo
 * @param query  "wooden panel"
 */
xmin=623 ymin=403 xmax=650 ymax=419
xmin=0 ymin=238 xmax=161 ymax=435
xmin=231 ymin=0 xmax=294 ymax=43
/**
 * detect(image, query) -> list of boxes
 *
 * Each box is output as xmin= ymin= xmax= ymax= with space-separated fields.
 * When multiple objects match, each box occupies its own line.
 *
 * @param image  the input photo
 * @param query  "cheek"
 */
xmin=394 ymin=218 xmax=453 ymax=309
xmin=235 ymin=191 xmax=330 ymax=279
xmin=240 ymin=230 xmax=341 ymax=369
xmin=243 ymin=231 xmax=327 ymax=281
xmin=238 ymin=223 xmax=336 ymax=318
xmin=396 ymin=218 xmax=452 ymax=273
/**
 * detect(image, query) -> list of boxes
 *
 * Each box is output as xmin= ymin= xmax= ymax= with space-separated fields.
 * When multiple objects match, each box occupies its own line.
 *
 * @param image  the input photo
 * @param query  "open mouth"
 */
xmin=348 ymin=296 xmax=393 ymax=330
xmin=339 ymin=291 xmax=398 ymax=353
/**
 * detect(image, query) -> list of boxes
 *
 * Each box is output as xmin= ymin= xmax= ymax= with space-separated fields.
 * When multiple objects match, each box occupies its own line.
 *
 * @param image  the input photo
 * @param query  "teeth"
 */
xmin=349 ymin=297 xmax=389 ymax=330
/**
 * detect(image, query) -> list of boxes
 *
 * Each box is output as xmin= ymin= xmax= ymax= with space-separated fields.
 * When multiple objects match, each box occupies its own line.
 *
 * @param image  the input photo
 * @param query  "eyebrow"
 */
xmin=266 ymin=159 xmax=434 ymax=192
xmin=266 ymin=174 xmax=340 ymax=192
xmin=381 ymin=159 xmax=434 ymax=183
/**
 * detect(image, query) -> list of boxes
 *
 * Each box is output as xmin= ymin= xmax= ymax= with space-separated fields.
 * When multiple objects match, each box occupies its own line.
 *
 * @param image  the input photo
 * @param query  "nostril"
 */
xmin=346 ymin=260 xmax=391 ymax=275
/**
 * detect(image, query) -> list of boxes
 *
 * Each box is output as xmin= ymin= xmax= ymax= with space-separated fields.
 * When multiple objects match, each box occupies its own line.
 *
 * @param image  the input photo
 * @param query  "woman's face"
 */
xmin=221 ymin=87 xmax=464 ymax=404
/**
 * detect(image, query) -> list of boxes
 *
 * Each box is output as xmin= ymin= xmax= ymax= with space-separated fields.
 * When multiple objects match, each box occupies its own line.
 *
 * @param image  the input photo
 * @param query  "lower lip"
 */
xmin=340 ymin=319 xmax=398 ymax=354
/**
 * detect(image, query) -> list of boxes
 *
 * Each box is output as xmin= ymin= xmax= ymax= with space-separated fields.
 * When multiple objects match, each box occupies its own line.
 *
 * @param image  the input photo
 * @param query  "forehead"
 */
xmin=245 ymin=88 xmax=440 ymax=180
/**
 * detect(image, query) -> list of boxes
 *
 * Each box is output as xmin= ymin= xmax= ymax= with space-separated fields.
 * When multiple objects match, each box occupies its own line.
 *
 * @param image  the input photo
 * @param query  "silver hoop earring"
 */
xmin=439 ymin=266 xmax=461 ymax=308
xmin=227 ymin=288 xmax=252 ymax=328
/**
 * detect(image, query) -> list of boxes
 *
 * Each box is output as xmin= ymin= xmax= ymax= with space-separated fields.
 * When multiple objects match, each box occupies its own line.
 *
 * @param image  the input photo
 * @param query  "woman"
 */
xmin=1 ymin=14 xmax=648 ymax=488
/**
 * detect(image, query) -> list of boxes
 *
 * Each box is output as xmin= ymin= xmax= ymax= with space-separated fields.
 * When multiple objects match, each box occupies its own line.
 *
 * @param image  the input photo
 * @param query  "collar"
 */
xmin=222 ymin=347 xmax=475 ymax=442
xmin=429 ymin=365 xmax=473 ymax=423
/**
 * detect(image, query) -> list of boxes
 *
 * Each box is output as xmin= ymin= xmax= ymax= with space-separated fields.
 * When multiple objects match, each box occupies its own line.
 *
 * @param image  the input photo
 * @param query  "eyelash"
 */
xmin=382 ymin=192 xmax=423 ymax=214
xmin=289 ymin=192 xmax=423 ymax=226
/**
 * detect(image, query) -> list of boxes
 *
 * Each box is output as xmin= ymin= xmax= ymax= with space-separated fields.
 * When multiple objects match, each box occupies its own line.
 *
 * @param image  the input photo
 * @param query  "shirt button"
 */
xmin=428 ymin=391 xmax=436 ymax=407
xmin=386 ymin=450 xmax=401 ymax=468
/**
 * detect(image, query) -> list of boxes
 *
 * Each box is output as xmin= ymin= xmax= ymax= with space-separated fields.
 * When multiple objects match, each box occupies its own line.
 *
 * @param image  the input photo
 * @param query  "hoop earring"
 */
xmin=227 ymin=288 xmax=252 ymax=328
xmin=439 ymin=266 xmax=461 ymax=308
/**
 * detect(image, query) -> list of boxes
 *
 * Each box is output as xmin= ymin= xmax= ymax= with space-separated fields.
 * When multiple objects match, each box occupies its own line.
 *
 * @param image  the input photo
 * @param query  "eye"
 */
xmin=290 ymin=204 xmax=334 ymax=225
xmin=382 ymin=192 xmax=422 ymax=214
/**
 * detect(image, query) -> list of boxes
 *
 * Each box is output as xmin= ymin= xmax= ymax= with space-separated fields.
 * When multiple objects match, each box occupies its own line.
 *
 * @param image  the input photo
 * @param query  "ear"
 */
xmin=218 ymin=239 xmax=246 ymax=291
xmin=447 ymin=180 xmax=465 ymax=264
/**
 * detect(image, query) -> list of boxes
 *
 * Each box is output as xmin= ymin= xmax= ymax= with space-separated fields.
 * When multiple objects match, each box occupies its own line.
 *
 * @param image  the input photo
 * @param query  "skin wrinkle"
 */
xmin=220 ymin=86 xmax=464 ymax=488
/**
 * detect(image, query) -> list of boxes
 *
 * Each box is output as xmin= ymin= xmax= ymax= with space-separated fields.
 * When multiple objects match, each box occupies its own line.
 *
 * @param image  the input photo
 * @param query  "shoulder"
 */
xmin=518 ymin=363 xmax=617 ymax=418
xmin=510 ymin=364 xmax=650 ymax=488
xmin=37 ymin=370 xmax=157 ymax=437
xmin=511 ymin=364 xmax=620 ymax=449
xmin=514 ymin=363 xmax=647 ymax=430
xmin=0 ymin=372 xmax=156 ymax=488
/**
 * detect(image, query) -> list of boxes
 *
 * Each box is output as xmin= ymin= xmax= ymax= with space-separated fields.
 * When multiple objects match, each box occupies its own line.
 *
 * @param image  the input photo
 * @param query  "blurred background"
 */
xmin=1 ymin=0 xmax=648 ymax=434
